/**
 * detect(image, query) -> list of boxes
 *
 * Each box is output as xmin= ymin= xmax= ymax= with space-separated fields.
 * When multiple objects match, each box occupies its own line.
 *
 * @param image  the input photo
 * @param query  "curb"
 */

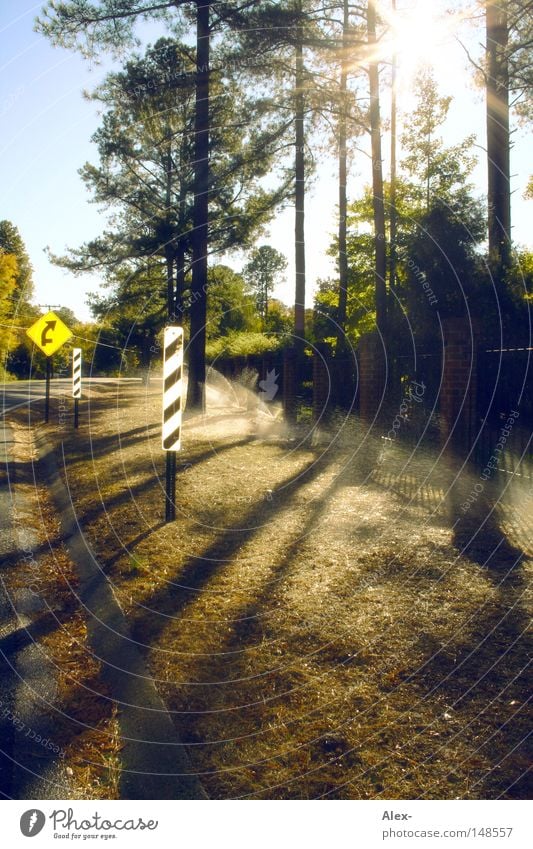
xmin=33 ymin=429 xmax=207 ymax=800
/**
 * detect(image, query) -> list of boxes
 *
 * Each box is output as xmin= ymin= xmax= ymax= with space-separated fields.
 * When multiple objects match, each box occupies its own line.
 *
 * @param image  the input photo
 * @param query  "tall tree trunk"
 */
xmin=175 ymin=241 xmax=185 ymax=316
xmin=486 ymin=1 xmax=511 ymax=274
xmin=187 ymin=0 xmax=210 ymax=411
xmin=165 ymin=247 xmax=175 ymax=318
xmin=294 ymin=7 xmax=306 ymax=342
xmin=175 ymin=128 xmax=189 ymax=317
xmin=165 ymin=144 xmax=175 ymax=318
xmin=336 ymin=0 xmax=350 ymax=354
xmin=389 ymin=4 xmax=397 ymax=317
xmin=367 ymin=0 xmax=387 ymax=337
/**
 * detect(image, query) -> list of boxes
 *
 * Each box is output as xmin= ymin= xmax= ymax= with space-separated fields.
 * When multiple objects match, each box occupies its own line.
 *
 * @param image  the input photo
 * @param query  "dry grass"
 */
xmin=24 ymin=380 xmax=532 ymax=800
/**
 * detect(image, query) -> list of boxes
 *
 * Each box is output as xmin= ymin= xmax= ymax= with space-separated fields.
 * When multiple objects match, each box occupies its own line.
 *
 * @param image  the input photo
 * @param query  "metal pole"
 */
xmin=74 ymin=398 xmax=79 ymax=429
xmin=165 ymin=451 xmax=176 ymax=522
xmin=45 ymin=356 xmax=52 ymax=423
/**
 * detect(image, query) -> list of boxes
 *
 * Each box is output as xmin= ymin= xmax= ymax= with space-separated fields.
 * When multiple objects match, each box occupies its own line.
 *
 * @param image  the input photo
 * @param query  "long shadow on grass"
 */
xmin=127 ymin=446 xmax=340 ymax=650
xmin=63 ymin=422 xmax=160 ymax=464
xmin=431 ymin=475 xmax=530 ymax=799
xmin=387 ymin=464 xmax=532 ymax=800
xmin=353 ymin=451 xmax=531 ymax=799
xmin=71 ymin=435 xmax=257 ymax=532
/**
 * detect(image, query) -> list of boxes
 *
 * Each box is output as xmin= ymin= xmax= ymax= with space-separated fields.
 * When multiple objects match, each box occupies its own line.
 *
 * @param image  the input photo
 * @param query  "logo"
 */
xmin=20 ymin=810 xmax=46 ymax=837
xmin=258 ymin=369 xmax=279 ymax=401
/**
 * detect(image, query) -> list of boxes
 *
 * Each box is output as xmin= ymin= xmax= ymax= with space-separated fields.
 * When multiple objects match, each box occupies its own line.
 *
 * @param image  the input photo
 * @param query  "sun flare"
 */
xmin=381 ymin=1 xmax=463 ymax=87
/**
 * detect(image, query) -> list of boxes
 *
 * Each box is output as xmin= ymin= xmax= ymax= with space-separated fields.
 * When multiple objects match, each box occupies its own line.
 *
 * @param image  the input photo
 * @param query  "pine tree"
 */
xmin=48 ymin=39 xmax=287 ymax=348
xmin=37 ymin=0 xmax=266 ymax=410
xmin=400 ymin=68 xmax=476 ymax=209
xmin=243 ymin=246 xmax=288 ymax=325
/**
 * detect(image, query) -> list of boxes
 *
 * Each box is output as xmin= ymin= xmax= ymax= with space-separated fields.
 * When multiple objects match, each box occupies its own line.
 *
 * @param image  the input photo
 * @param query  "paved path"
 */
xmin=0 ymin=378 xmax=143 ymax=417
xmin=0 ymin=422 xmax=75 ymax=799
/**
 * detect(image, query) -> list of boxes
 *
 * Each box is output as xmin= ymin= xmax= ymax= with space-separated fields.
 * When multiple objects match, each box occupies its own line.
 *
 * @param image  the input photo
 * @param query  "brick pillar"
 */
xmin=440 ymin=318 xmax=478 ymax=452
xmin=358 ymin=331 xmax=386 ymax=421
xmin=283 ymin=347 xmax=297 ymax=423
xmin=313 ymin=343 xmax=331 ymax=422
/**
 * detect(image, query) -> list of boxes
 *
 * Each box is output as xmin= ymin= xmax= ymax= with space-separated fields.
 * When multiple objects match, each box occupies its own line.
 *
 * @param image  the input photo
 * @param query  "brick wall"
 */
xmin=312 ymin=343 xmax=332 ymax=422
xmin=440 ymin=318 xmax=478 ymax=452
xmin=358 ymin=331 xmax=387 ymax=421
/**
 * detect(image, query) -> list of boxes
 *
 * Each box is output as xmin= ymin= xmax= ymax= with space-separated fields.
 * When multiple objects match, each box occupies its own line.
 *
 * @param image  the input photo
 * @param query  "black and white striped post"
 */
xmin=162 ymin=327 xmax=184 ymax=522
xmin=72 ymin=347 xmax=82 ymax=428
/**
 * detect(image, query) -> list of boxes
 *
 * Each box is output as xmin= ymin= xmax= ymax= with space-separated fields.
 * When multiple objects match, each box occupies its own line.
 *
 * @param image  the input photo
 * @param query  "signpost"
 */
xmin=26 ymin=311 xmax=73 ymax=423
xmin=72 ymin=347 xmax=82 ymax=428
xmin=162 ymin=327 xmax=184 ymax=522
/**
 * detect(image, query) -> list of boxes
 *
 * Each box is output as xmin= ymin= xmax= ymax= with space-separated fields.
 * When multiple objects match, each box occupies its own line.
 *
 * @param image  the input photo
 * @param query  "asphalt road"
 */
xmin=0 ymin=378 xmax=142 ymax=416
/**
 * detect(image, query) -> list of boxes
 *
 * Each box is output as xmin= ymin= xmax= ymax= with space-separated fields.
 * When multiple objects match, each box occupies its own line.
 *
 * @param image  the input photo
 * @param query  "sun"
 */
xmin=380 ymin=1 xmax=463 ymax=88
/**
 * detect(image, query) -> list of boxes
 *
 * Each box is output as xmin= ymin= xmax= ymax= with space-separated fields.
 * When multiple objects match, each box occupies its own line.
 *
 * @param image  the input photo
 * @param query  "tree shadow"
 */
xmin=403 ymin=460 xmax=532 ymax=799
xmin=127 ymin=447 xmax=334 ymax=650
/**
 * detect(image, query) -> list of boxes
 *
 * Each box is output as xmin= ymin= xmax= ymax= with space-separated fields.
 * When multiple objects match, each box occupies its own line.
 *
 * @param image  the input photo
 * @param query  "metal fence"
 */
xmin=473 ymin=346 xmax=533 ymax=482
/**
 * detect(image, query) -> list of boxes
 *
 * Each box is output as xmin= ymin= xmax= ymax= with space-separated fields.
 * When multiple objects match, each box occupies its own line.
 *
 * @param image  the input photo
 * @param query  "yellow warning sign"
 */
xmin=26 ymin=311 xmax=73 ymax=356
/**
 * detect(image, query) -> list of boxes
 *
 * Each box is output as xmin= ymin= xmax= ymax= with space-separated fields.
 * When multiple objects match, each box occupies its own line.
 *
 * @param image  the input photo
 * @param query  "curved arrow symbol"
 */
xmin=41 ymin=320 xmax=56 ymax=347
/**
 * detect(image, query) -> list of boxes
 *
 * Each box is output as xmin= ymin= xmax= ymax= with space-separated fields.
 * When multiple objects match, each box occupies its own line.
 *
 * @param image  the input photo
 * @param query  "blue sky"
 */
xmin=1 ymin=0 xmax=531 ymax=323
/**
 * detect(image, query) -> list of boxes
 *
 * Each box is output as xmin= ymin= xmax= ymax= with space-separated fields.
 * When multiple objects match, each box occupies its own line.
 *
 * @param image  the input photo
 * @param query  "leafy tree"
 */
xmin=88 ymin=265 xmax=165 ymax=373
xmin=0 ymin=223 xmax=37 ymax=378
xmin=0 ymin=220 xmax=34 ymax=307
xmin=265 ymin=299 xmax=293 ymax=335
xmin=0 ymin=252 xmax=19 ymax=377
xmin=243 ymin=246 xmax=288 ymax=325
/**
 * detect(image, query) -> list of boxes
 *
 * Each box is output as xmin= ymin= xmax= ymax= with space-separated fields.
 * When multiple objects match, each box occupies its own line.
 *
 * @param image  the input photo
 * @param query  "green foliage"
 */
xmin=48 ymin=37 xmax=290 ymax=281
xmin=206 ymin=332 xmax=282 ymax=361
xmin=264 ymin=299 xmax=293 ymax=335
xmin=0 ymin=221 xmax=34 ymax=307
xmin=400 ymin=197 xmax=486 ymax=338
xmin=0 ymin=224 xmax=37 ymax=378
xmin=205 ymin=265 xmax=259 ymax=338
xmin=0 ymin=252 xmax=19 ymax=367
